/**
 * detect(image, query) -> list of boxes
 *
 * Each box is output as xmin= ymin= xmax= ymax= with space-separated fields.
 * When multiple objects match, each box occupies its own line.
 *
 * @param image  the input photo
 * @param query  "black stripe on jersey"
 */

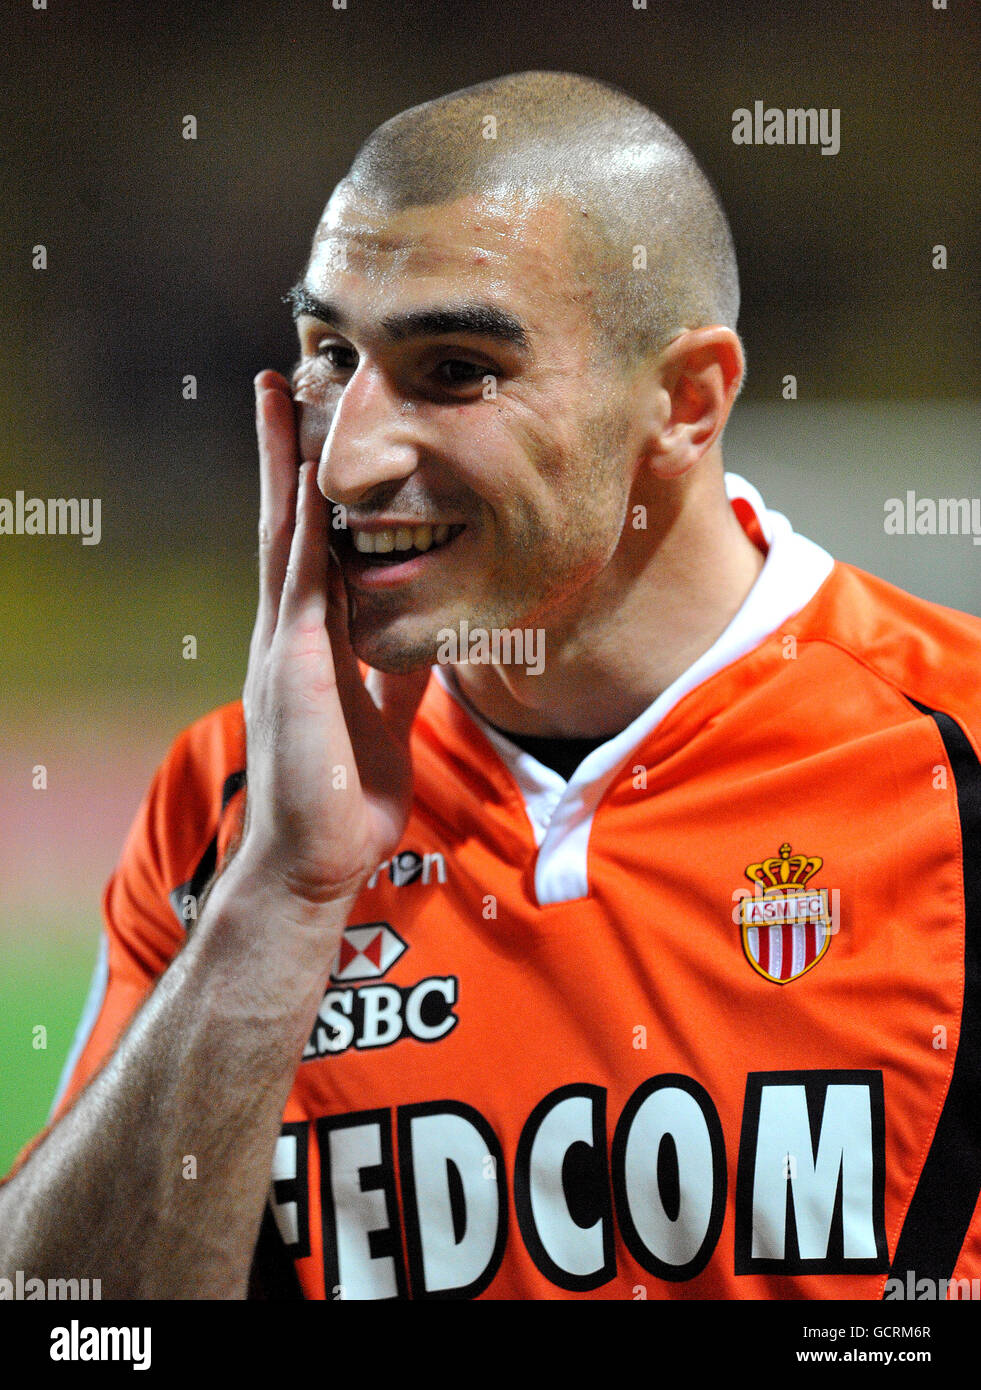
xmin=222 ymin=769 xmax=247 ymax=809
xmin=888 ymin=700 xmax=981 ymax=1289
xmin=167 ymin=769 xmax=246 ymax=931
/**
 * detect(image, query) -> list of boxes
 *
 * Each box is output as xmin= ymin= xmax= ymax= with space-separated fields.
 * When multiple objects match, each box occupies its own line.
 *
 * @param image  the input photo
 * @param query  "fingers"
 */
xmin=323 ymin=551 xmax=367 ymax=708
xmin=276 ymin=461 xmax=332 ymax=643
xmin=255 ymin=372 xmax=300 ymax=647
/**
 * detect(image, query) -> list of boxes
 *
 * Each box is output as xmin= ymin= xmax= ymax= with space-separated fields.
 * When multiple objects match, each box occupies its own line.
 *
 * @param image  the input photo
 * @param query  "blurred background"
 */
xmin=1 ymin=0 xmax=978 ymax=1170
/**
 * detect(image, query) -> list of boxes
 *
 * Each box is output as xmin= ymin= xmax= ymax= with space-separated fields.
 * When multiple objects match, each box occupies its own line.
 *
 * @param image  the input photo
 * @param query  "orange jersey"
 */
xmin=43 ymin=476 xmax=981 ymax=1300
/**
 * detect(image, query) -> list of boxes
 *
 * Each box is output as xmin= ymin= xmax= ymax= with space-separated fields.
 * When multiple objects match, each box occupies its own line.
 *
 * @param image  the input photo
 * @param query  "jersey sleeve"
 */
xmin=11 ymin=703 xmax=248 ymax=1173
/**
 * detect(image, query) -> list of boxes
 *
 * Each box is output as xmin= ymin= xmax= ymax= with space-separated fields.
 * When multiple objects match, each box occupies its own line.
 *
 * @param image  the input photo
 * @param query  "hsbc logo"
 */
xmin=331 ymin=923 xmax=408 ymax=983
xmin=304 ymin=922 xmax=459 ymax=1060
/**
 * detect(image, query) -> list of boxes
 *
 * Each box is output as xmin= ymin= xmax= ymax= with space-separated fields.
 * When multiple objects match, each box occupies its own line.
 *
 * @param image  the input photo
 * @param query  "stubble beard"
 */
xmin=345 ymin=394 xmax=633 ymax=674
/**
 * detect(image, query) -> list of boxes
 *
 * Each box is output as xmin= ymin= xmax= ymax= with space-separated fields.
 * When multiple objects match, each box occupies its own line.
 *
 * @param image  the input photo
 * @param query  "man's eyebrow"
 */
xmin=285 ymin=282 xmax=528 ymax=350
xmin=285 ymin=283 xmax=345 ymax=328
xmin=380 ymin=304 xmax=529 ymax=349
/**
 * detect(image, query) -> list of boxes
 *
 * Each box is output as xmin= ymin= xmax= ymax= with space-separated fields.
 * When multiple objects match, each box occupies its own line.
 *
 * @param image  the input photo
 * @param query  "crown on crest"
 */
xmin=744 ymin=842 xmax=823 ymax=891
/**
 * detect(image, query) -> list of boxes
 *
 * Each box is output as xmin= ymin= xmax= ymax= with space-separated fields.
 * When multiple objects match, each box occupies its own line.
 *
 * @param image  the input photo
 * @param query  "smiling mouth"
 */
xmin=337 ymin=522 xmax=466 ymax=566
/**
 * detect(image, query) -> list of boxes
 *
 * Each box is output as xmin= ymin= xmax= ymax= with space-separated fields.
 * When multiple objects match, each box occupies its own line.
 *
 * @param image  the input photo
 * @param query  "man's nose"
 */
xmin=317 ymin=363 xmax=419 ymax=507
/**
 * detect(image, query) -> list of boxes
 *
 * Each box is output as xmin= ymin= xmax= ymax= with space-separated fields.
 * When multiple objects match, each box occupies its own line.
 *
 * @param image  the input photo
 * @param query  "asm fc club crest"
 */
xmin=739 ymin=842 xmax=833 ymax=984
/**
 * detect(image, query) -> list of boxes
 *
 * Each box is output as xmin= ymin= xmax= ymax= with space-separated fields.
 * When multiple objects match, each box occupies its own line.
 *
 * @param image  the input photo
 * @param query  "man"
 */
xmin=2 ymin=71 xmax=979 ymax=1301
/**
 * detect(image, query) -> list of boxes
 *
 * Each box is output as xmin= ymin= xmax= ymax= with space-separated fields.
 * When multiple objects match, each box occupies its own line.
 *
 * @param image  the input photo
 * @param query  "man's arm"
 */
xmin=0 ymin=373 xmax=430 ymax=1298
xmin=0 ymin=863 xmax=355 ymax=1299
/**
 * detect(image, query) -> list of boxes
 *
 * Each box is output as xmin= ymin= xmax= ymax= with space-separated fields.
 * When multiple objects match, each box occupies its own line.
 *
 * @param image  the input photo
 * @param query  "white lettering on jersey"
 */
xmin=405 ymin=1111 xmax=502 ymax=1293
xmin=312 ymin=991 xmax=355 ymax=1054
xmin=750 ymin=1082 xmax=878 ymax=1261
xmin=525 ymin=1093 xmax=606 ymax=1279
xmin=302 ymin=977 xmax=460 ymax=1058
xmin=405 ymin=977 xmax=458 ymax=1041
xmin=326 ymin=1121 xmax=399 ymax=1299
xmin=270 ymin=1131 xmax=299 ymax=1247
xmin=277 ymin=1069 xmax=886 ymax=1294
xmin=360 ymin=986 xmax=403 ymax=1048
xmin=621 ymin=1084 xmax=718 ymax=1267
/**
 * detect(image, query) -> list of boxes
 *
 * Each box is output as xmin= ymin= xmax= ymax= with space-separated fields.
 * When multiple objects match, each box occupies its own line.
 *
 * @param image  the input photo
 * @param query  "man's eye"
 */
xmin=435 ymin=359 xmax=487 ymax=386
xmin=315 ymin=343 xmax=358 ymax=372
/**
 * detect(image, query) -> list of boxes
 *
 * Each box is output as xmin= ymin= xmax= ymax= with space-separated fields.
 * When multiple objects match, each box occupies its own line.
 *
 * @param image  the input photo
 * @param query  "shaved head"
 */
xmin=339 ymin=70 xmax=740 ymax=364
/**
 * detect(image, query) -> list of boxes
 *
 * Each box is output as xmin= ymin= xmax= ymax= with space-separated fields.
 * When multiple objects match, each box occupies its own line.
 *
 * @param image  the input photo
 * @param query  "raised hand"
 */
xmin=239 ymin=370 xmax=431 ymax=906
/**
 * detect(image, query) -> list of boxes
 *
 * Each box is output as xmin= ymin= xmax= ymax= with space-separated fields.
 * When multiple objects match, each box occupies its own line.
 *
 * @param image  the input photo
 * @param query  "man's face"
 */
xmin=291 ymin=182 xmax=641 ymax=672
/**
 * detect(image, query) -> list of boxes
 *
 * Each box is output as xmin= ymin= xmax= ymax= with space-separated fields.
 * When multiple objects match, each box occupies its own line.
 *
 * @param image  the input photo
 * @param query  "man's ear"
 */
xmin=639 ymin=327 xmax=744 ymax=479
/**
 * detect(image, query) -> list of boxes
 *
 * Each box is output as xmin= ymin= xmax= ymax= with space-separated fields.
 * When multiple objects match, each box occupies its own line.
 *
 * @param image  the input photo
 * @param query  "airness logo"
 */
xmin=367 ymin=850 xmax=446 ymax=889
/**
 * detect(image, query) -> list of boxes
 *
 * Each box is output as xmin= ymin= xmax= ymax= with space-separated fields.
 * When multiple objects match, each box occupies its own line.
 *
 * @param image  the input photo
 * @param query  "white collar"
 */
xmin=433 ymin=473 xmax=834 ymax=903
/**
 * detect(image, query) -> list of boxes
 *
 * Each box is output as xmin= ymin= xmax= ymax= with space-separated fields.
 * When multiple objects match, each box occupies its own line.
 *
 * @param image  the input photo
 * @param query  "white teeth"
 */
xmin=351 ymin=523 xmax=456 ymax=554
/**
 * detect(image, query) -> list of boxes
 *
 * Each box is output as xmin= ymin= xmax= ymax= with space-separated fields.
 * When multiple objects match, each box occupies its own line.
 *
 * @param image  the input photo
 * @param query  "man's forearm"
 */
xmin=0 ymin=858 xmax=354 ymax=1299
